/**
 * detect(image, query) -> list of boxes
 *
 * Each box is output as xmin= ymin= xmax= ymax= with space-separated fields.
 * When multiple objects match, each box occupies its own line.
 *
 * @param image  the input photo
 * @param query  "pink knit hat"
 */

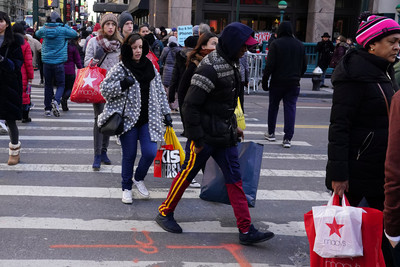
xmin=356 ymin=15 xmax=400 ymax=48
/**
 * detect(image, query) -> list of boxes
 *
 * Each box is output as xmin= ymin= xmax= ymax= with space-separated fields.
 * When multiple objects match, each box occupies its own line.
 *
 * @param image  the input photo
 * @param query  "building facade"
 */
xmin=126 ymin=0 xmax=400 ymax=42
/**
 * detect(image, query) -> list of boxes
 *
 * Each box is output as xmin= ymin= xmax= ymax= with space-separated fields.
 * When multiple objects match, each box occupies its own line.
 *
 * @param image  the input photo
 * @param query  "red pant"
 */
xmin=158 ymin=141 xmax=251 ymax=233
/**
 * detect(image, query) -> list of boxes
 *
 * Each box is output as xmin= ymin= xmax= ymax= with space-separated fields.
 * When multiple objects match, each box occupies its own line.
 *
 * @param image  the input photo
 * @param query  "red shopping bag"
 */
xmin=153 ymin=145 xmax=181 ymax=178
xmin=70 ymin=64 xmax=107 ymax=103
xmin=304 ymin=195 xmax=386 ymax=267
xmin=146 ymin=51 xmax=160 ymax=73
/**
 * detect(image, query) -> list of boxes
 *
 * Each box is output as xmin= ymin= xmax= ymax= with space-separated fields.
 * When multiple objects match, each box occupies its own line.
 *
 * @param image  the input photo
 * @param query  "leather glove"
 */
xmin=163 ymin=114 xmax=173 ymax=127
xmin=94 ymin=47 xmax=105 ymax=60
xmin=120 ymin=76 xmax=135 ymax=91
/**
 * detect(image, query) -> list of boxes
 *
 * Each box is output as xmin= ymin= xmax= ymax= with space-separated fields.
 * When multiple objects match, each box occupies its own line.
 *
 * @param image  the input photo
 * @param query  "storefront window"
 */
xmin=240 ymin=0 xmax=264 ymax=4
xmin=266 ymin=0 xmax=279 ymax=6
xmin=204 ymin=13 xmax=228 ymax=33
xmin=205 ymin=0 xmax=229 ymax=3
xmin=240 ymin=13 xmax=280 ymax=31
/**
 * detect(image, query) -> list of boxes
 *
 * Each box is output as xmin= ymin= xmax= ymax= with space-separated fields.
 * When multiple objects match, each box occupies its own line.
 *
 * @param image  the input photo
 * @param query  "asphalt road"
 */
xmin=0 ymin=86 xmax=333 ymax=266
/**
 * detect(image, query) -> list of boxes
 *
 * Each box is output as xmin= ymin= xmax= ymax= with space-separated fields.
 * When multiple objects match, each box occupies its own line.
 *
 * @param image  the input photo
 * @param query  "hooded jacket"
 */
xmin=36 ymin=22 xmax=78 ymax=64
xmin=160 ymin=41 xmax=182 ymax=87
xmin=262 ymin=22 xmax=307 ymax=88
xmin=98 ymin=37 xmax=170 ymax=141
xmin=0 ymin=34 xmax=24 ymax=120
xmin=326 ymin=49 xmax=398 ymax=197
xmin=182 ymin=22 xmax=252 ymax=148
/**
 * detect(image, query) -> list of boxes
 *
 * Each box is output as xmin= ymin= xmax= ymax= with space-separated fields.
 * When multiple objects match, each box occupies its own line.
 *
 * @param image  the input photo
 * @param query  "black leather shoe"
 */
xmin=239 ymin=224 xmax=274 ymax=245
xmin=155 ymin=212 xmax=182 ymax=233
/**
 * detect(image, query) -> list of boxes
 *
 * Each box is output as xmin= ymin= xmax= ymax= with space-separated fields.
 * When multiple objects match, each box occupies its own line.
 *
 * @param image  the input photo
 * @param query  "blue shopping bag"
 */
xmin=199 ymin=142 xmax=263 ymax=207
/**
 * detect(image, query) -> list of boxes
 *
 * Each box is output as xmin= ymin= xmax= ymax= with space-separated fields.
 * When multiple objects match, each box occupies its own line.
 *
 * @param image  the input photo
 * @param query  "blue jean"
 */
xmin=268 ymin=85 xmax=300 ymax=141
xmin=120 ymin=123 xmax=157 ymax=190
xmin=320 ymin=68 xmax=327 ymax=86
xmin=43 ymin=63 xmax=65 ymax=110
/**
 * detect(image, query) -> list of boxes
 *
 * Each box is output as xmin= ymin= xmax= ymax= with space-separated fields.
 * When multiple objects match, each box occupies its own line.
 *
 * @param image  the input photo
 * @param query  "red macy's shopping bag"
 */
xmin=153 ymin=145 xmax=181 ymax=178
xmin=70 ymin=65 xmax=106 ymax=103
xmin=304 ymin=197 xmax=385 ymax=267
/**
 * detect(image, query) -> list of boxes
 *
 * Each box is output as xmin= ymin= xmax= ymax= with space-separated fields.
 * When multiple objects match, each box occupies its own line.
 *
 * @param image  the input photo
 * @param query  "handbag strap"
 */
xmin=377 ymin=83 xmax=390 ymax=116
xmin=98 ymin=51 xmax=109 ymax=68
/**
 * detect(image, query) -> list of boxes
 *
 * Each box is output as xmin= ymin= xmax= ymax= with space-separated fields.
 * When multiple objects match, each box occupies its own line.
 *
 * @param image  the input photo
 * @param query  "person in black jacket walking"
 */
xmin=155 ymin=22 xmax=275 ymax=245
xmin=262 ymin=21 xmax=307 ymax=148
xmin=327 ymin=13 xmax=400 ymax=266
xmin=316 ymin=32 xmax=334 ymax=87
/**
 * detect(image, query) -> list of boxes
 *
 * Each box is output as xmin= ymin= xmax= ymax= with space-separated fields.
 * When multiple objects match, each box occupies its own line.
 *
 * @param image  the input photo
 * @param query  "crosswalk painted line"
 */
xmin=0 ymin=135 xmax=313 ymax=146
xmin=0 ymin=147 xmax=327 ymax=160
xmin=0 ymin=163 xmax=325 ymax=177
xmin=0 ymin=216 xmax=307 ymax=237
xmin=0 ymin=261 xmax=291 ymax=267
xmin=0 ymin=185 xmax=330 ymax=201
xmin=263 ymin=152 xmax=327 ymax=160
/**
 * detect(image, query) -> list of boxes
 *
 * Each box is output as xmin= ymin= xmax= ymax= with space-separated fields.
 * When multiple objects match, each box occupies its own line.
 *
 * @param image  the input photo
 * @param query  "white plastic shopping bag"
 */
xmin=312 ymin=194 xmax=364 ymax=258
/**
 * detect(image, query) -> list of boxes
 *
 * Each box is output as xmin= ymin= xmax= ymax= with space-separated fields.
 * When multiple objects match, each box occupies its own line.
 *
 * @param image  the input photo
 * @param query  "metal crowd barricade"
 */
xmin=247 ymin=51 xmax=268 ymax=94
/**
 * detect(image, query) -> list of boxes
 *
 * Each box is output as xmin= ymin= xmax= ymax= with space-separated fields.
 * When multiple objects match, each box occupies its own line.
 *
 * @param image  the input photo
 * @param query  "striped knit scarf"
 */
xmin=96 ymin=35 xmax=120 ymax=53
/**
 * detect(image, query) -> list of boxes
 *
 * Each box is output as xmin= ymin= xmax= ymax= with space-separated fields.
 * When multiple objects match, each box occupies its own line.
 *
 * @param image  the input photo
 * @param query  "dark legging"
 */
xmin=6 ymin=120 xmax=19 ymax=145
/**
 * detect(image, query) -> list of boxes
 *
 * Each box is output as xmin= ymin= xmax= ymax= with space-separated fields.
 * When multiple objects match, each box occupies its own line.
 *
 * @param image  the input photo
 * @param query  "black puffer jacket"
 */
xmin=182 ymin=22 xmax=252 ymax=148
xmin=326 ymin=49 xmax=398 ymax=197
xmin=0 ymin=35 xmax=24 ymax=121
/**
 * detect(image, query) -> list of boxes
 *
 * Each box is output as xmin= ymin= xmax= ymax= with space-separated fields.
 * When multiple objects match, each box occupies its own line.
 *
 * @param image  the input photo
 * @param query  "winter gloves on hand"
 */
xmin=120 ymin=76 xmax=135 ymax=91
xmin=163 ymin=114 xmax=173 ymax=127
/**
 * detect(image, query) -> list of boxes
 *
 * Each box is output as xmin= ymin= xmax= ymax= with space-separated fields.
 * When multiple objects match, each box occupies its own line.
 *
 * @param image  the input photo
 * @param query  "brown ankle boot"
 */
xmin=8 ymin=141 xmax=21 ymax=165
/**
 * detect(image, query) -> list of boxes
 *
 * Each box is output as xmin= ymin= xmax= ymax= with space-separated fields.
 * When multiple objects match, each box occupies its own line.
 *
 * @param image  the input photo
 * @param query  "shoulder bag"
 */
xmin=99 ymin=65 xmax=130 ymax=136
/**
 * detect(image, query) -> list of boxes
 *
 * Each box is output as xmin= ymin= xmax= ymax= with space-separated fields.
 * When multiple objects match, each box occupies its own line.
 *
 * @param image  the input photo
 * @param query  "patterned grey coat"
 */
xmin=98 ymin=62 xmax=170 ymax=141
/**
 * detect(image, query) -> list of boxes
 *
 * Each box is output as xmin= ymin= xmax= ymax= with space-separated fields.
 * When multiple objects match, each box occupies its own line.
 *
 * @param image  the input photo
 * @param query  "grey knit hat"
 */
xmin=192 ymin=25 xmax=199 ymax=36
xmin=100 ymin=13 xmax=118 ymax=28
xmin=50 ymin=11 xmax=60 ymax=23
xmin=118 ymin=11 xmax=133 ymax=29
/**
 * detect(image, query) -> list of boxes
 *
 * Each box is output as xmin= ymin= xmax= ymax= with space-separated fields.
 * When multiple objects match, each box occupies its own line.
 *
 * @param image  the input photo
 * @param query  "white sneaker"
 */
xmin=122 ymin=189 xmax=132 ymax=204
xmin=134 ymin=180 xmax=150 ymax=198
xmin=44 ymin=110 xmax=51 ymax=117
xmin=282 ymin=139 xmax=291 ymax=148
xmin=52 ymin=100 xmax=60 ymax=117
xmin=0 ymin=120 xmax=8 ymax=135
xmin=189 ymin=179 xmax=201 ymax=188
xmin=264 ymin=133 xmax=276 ymax=141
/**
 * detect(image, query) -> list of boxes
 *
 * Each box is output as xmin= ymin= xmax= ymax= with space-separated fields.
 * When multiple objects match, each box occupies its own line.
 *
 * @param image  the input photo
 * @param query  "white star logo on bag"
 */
xmin=82 ymin=73 xmax=97 ymax=88
xmin=326 ymin=217 xmax=345 ymax=237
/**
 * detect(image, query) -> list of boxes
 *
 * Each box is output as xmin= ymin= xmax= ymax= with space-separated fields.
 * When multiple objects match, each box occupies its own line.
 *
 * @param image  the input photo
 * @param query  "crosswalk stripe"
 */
xmin=0 ymin=260 xmax=288 ymax=267
xmin=263 ymin=152 xmax=327 ymax=160
xmin=0 ymin=216 xmax=307 ymax=237
xmin=0 ymin=163 xmax=325 ymax=177
xmin=0 ymin=136 xmax=313 ymax=146
xmin=0 ymin=185 xmax=330 ymax=201
xmin=0 ymin=147 xmax=327 ymax=160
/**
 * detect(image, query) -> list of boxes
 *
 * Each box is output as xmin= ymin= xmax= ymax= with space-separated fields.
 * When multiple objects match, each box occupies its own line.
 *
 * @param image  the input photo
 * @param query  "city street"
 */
xmin=0 ymin=77 xmax=333 ymax=266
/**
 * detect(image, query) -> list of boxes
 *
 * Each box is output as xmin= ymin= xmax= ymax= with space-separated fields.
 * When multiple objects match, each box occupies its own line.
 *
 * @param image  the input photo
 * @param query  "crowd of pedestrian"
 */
xmin=2 ymin=8 xmax=400 ymax=262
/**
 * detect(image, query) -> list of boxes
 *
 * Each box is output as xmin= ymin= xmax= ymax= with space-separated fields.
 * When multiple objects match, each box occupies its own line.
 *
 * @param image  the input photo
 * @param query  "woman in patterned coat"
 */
xmin=99 ymin=33 xmax=171 ymax=204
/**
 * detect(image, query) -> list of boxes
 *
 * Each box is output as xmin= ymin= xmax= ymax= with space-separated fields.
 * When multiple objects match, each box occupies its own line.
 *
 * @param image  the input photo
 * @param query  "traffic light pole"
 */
xmin=33 ymin=0 xmax=38 ymax=28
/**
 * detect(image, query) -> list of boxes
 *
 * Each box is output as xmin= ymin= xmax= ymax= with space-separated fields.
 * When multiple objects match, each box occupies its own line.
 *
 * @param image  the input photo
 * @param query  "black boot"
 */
xmin=22 ymin=110 xmax=31 ymax=123
xmin=61 ymin=98 xmax=69 ymax=111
